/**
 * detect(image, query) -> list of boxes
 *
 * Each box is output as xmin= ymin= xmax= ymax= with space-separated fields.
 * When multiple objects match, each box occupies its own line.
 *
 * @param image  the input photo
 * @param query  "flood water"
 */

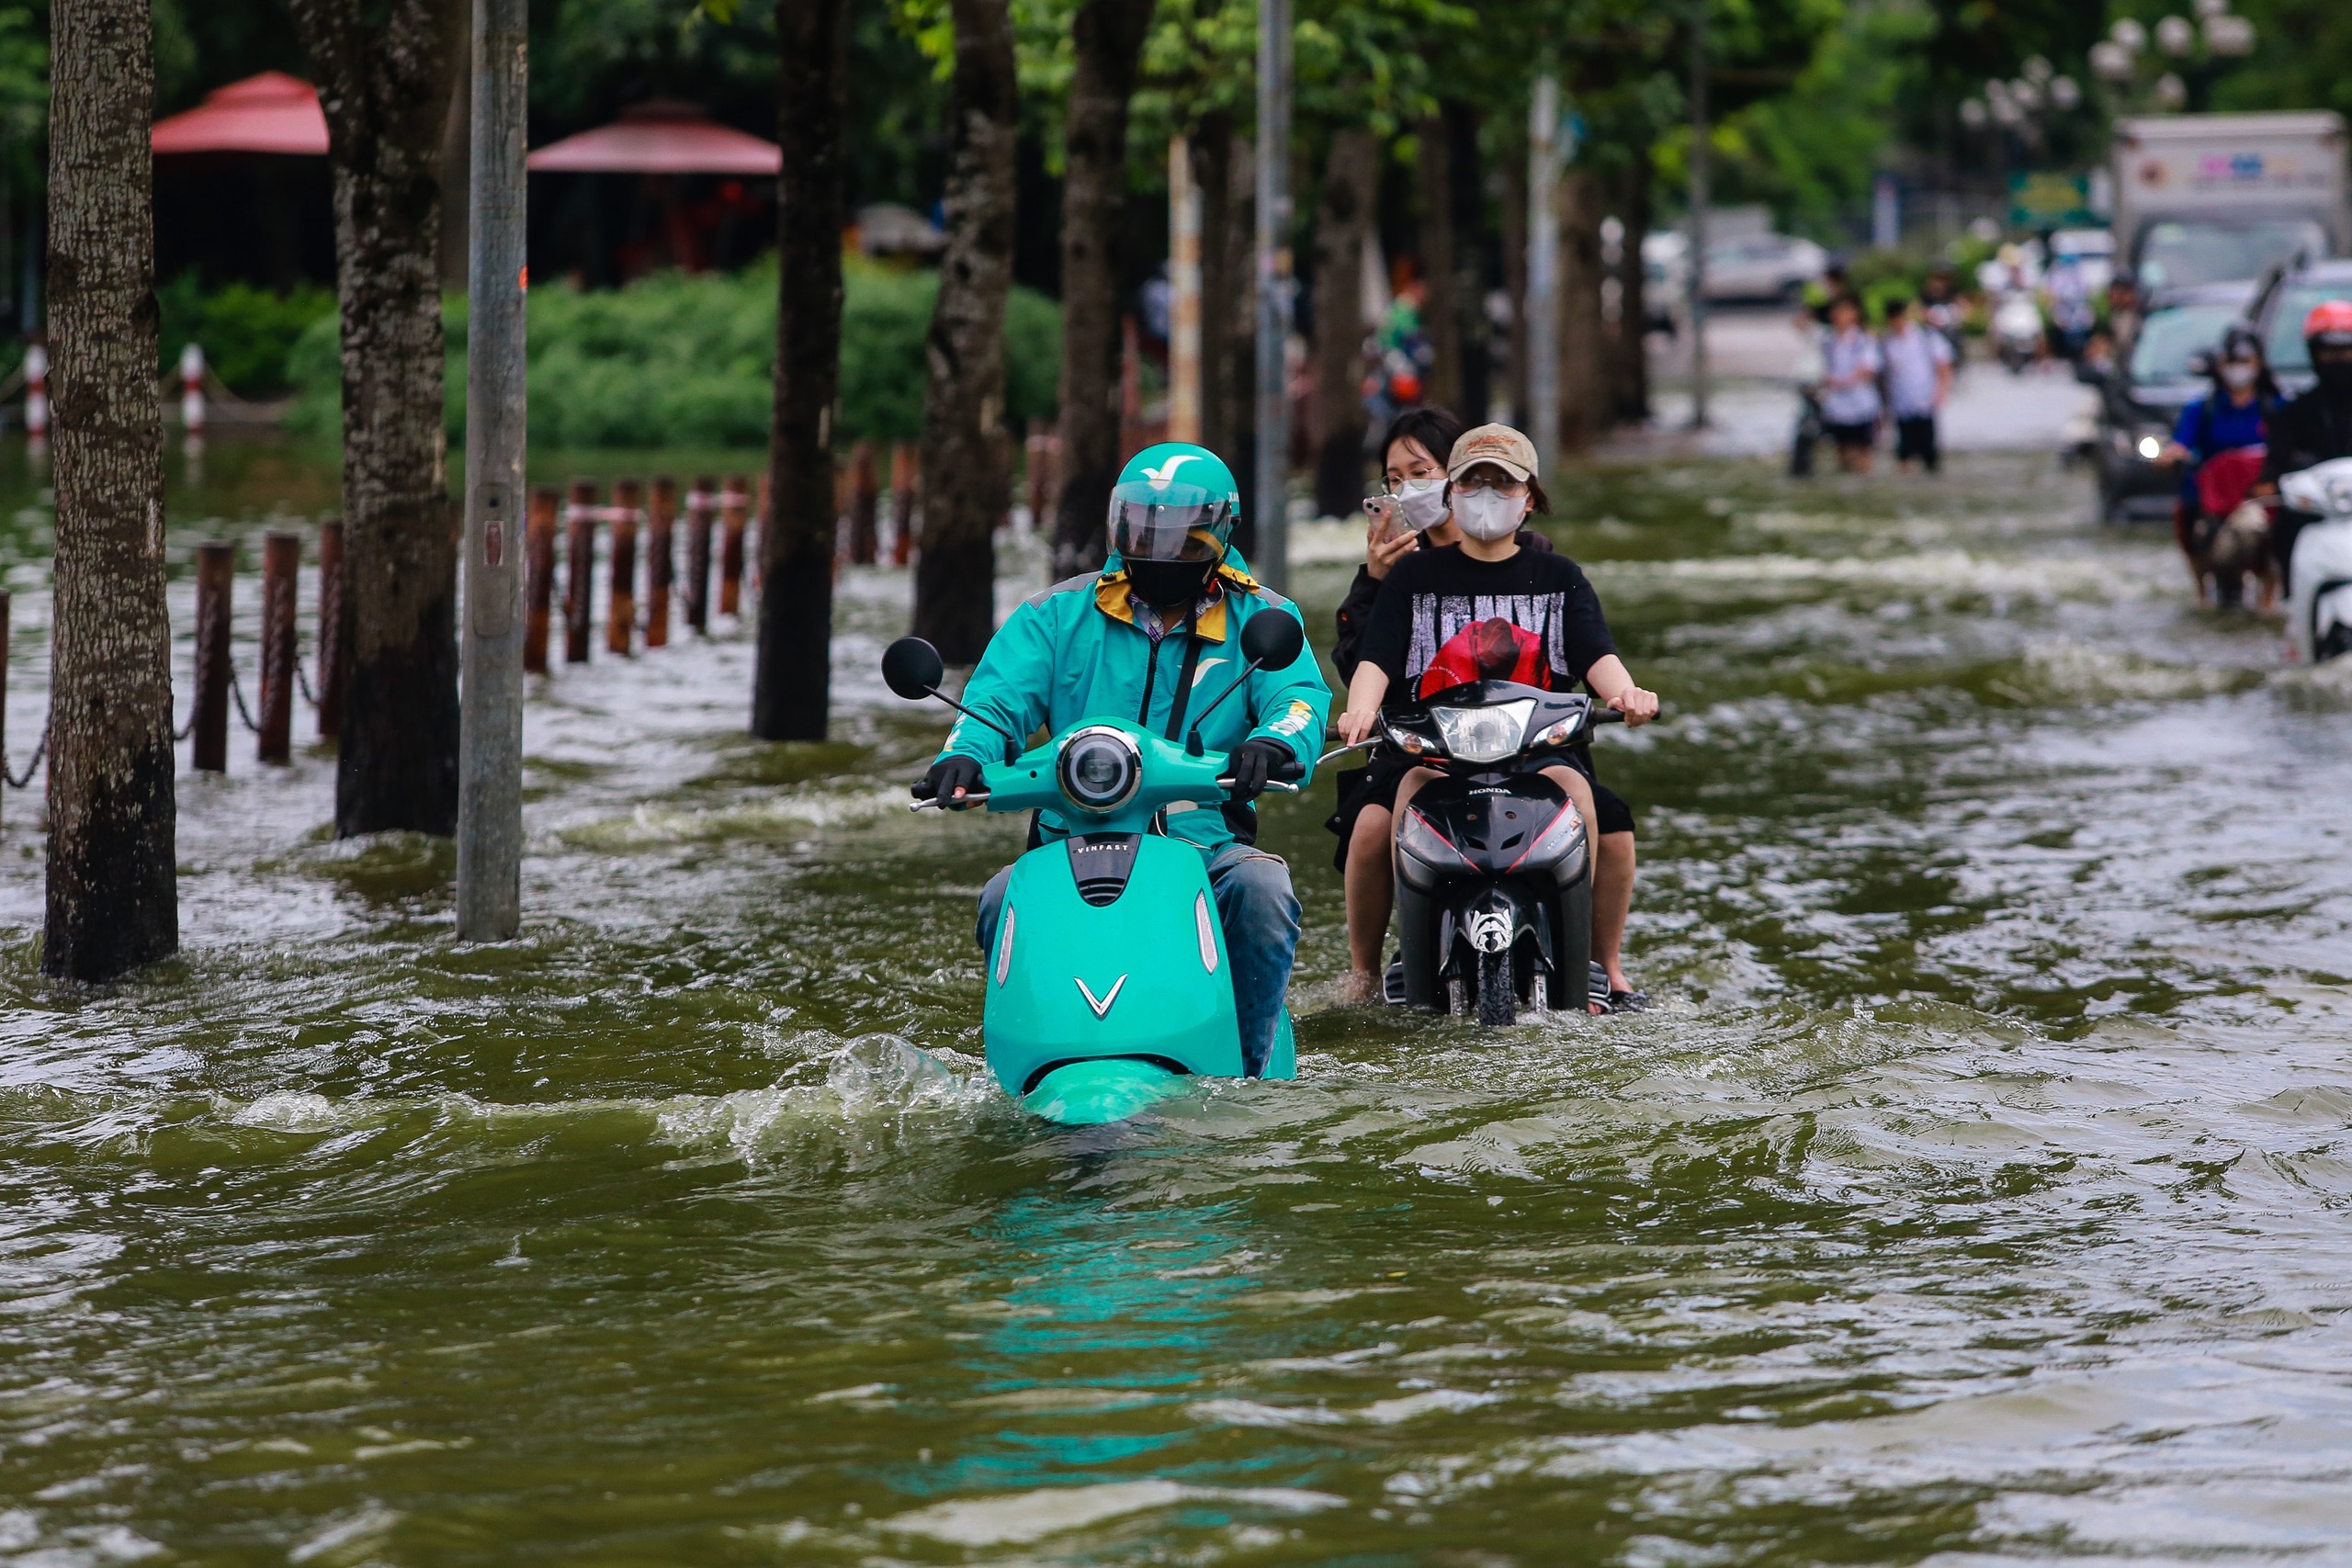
xmin=1 ymin=436 xmax=2348 ymax=1564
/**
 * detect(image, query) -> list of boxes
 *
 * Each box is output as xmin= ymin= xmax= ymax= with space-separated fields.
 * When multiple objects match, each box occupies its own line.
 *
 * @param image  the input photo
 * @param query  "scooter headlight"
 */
xmin=1431 ymin=700 xmax=1534 ymax=764
xmin=1056 ymin=727 xmax=1142 ymax=813
xmin=2136 ymin=434 xmax=2163 ymax=460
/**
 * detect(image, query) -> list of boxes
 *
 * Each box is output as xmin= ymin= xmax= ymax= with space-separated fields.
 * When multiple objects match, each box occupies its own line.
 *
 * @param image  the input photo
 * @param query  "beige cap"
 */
xmin=1447 ymin=423 xmax=1539 ymax=481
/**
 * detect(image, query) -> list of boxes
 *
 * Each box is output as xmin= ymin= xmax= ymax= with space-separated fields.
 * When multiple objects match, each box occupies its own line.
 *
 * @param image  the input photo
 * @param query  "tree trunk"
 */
xmin=1045 ymin=0 xmax=1155 ymax=580
xmin=1309 ymin=127 xmax=1380 ymax=521
xmin=1610 ymin=153 xmax=1653 ymax=426
xmin=753 ymin=0 xmax=847 ymax=741
xmin=288 ymin=0 xmax=463 ymax=840
xmin=910 ymin=0 xmax=1018 ymax=665
xmin=1414 ymin=114 xmax=1461 ymax=415
xmin=1558 ymin=164 xmax=1607 ymax=452
xmin=1498 ymin=138 xmax=1528 ymax=430
xmin=1444 ymin=103 xmax=1488 ymax=424
xmin=435 ymin=20 xmax=469 ymax=289
xmin=43 ymin=0 xmax=175 ymax=980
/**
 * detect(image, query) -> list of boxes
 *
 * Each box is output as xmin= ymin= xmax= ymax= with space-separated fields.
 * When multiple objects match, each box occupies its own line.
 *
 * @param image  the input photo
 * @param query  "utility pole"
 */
xmin=455 ymin=0 xmax=526 ymax=941
xmin=1525 ymin=75 xmax=1560 ymax=483
xmin=1169 ymin=135 xmax=1202 ymax=443
xmin=1687 ymin=0 xmax=1711 ymax=429
xmin=1253 ymin=0 xmax=1292 ymax=591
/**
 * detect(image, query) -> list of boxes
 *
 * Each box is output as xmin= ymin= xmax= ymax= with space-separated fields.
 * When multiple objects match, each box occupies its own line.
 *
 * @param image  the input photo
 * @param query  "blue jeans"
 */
xmin=975 ymin=841 xmax=1301 ymax=1077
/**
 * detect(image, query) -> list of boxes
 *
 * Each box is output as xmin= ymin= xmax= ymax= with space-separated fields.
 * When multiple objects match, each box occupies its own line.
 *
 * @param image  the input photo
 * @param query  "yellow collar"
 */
xmin=1095 ymin=560 xmax=1258 ymax=642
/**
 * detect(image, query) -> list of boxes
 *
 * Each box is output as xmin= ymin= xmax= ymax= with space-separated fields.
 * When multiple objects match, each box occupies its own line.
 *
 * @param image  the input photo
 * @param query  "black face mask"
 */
xmin=1125 ymin=557 xmax=1216 ymax=612
xmin=2314 ymin=356 xmax=2352 ymax=399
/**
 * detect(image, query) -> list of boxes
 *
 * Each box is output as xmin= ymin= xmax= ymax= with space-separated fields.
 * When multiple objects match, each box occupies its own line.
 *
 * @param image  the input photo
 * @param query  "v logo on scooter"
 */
xmin=1074 ymin=975 xmax=1128 ymax=1020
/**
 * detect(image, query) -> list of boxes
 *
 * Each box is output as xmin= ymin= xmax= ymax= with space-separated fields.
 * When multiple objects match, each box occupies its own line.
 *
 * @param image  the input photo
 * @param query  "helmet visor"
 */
xmin=1108 ymin=482 xmax=1232 ymax=563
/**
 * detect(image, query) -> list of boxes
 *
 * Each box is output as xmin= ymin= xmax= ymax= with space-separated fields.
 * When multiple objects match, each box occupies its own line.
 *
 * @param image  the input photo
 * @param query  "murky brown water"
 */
xmin=0 ymin=437 xmax=2347 ymax=1564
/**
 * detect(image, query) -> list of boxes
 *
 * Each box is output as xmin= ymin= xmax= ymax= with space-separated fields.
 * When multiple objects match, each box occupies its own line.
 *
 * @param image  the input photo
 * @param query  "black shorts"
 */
xmin=1826 ymin=420 xmax=1876 ymax=450
xmin=1894 ymin=414 xmax=1938 ymax=466
xmin=1326 ymin=752 xmax=1634 ymax=873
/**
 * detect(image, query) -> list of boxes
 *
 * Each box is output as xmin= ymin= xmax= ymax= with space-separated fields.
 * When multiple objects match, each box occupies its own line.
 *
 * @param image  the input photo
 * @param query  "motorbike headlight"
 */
xmin=1430 ymin=700 xmax=1534 ymax=765
xmin=1056 ymin=726 xmax=1141 ymax=813
xmin=2136 ymin=434 xmax=2163 ymax=460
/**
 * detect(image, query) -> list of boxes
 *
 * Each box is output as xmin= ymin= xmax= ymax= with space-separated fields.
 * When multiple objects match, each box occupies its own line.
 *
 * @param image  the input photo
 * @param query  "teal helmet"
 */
xmin=1108 ymin=443 xmax=1238 ymax=564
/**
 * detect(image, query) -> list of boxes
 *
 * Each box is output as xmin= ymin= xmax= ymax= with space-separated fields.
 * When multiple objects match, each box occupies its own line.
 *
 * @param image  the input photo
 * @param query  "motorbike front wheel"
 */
xmin=1476 ymin=947 xmax=1516 ymax=1027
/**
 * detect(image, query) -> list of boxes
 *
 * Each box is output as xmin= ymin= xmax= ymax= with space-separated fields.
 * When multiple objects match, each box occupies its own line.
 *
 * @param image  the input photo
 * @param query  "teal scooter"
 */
xmin=883 ymin=613 xmax=1307 ymax=1126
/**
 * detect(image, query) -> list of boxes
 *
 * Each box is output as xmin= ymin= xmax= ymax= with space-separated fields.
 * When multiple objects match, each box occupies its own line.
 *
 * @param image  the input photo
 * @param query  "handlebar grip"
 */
xmin=1592 ymin=706 xmax=1625 ymax=726
xmin=910 ymin=790 xmax=992 ymax=811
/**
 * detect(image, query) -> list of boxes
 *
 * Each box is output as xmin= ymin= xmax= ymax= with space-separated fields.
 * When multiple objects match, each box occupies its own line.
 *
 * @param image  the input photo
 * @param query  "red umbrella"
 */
xmin=526 ymin=102 xmax=780 ymax=176
xmin=152 ymin=72 xmax=329 ymax=157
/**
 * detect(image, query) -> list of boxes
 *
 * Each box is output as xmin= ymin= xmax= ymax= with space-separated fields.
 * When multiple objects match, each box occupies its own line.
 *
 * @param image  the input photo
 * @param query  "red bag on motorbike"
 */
xmin=2196 ymin=445 xmax=2266 ymax=518
xmin=1418 ymin=616 xmax=1551 ymax=699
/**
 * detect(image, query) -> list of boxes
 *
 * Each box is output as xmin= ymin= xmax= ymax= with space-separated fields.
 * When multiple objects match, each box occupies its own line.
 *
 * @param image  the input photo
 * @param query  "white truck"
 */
xmin=2111 ymin=112 xmax=2348 ymax=293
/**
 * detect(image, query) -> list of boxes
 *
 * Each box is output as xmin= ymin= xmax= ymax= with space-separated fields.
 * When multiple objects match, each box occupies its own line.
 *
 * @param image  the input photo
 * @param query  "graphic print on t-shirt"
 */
xmin=1406 ymin=593 xmax=1573 ymax=687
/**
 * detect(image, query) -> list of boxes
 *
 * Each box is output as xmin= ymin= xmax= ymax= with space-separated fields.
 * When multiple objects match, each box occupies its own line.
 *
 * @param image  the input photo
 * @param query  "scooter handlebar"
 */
xmin=910 ymin=790 xmax=993 ymax=811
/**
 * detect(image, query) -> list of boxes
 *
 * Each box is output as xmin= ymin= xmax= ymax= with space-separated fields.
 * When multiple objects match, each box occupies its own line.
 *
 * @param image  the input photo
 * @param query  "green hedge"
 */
xmin=158 ymin=273 xmax=335 ymax=399
xmin=285 ymin=259 xmax=1063 ymax=450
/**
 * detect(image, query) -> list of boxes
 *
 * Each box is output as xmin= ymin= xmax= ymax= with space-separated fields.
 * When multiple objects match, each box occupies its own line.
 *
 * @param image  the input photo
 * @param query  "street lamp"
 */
xmin=1959 ymin=96 xmax=1987 ymax=130
xmin=2205 ymin=14 xmax=2256 ymax=55
xmin=2090 ymin=40 xmax=2135 ymax=83
xmin=2049 ymin=75 xmax=2081 ymax=112
xmin=2109 ymin=17 xmax=2147 ymax=52
xmin=2155 ymin=15 xmax=2195 ymax=57
xmin=2154 ymin=72 xmax=2188 ymax=109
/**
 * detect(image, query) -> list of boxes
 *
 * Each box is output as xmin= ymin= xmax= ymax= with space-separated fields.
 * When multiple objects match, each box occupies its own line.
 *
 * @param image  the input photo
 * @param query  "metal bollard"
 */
xmin=193 ymin=542 xmax=232 ymax=773
xmin=316 ymin=519 xmax=344 ymax=739
xmin=850 ymin=441 xmax=880 ymax=566
xmin=718 ymin=476 xmax=748 ymax=617
xmin=645 ymin=475 xmax=675 ymax=649
xmin=890 ymin=445 xmax=917 ymax=567
xmin=0 ymin=589 xmax=9 ymax=809
xmin=607 ymin=479 xmax=640 ymax=657
xmin=257 ymin=531 xmax=299 ymax=763
xmin=524 ymin=487 xmax=557 ymax=674
xmin=684 ymin=479 xmax=716 ymax=634
xmin=564 ymin=479 xmax=596 ymax=664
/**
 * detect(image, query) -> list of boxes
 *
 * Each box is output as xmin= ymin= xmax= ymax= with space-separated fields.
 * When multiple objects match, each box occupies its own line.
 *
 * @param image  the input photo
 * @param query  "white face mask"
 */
xmin=2220 ymin=361 xmax=2258 ymax=390
xmin=1452 ymin=487 xmax=1525 ymax=542
xmin=1394 ymin=477 xmax=1448 ymax=531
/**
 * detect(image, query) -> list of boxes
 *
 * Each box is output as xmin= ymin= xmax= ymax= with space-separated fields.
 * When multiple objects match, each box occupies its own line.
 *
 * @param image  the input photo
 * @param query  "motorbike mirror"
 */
xmin=882 ymin=637 xmax=944 ymax=700
xmin=1238 ymin=609 xmax=1304 ymax=671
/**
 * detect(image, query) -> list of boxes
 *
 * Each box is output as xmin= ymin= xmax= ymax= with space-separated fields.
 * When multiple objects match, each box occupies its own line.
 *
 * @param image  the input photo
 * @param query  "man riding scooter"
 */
xmin=912 ymin=443 xmax=1329 ymax=1076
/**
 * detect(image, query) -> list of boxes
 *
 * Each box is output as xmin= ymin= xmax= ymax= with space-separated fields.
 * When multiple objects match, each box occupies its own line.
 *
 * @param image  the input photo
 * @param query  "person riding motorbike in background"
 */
xmin=2158 ymin=324 xmax=2279 ymax=609
xmin=1329 ymin=409 xmax=1645 ymax=1011
xmin=1334 ymin=423 xmax=1659 ymax=1012
xmin=2256 ymin=301 xmax=2352 ymax=592
xmin=912 ymin=443 xmax=1329 ymax=1077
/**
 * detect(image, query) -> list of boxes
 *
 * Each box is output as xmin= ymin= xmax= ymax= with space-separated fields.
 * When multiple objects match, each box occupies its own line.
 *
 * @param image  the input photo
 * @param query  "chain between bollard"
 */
xmin=2 ymin=726 xmax=45 ymax=789
xmin=228 ymin=661 xmax=260 ymax=734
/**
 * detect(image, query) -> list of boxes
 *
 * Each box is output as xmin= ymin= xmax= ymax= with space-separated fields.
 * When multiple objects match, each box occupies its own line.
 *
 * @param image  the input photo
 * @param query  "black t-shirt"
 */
xmin=1331 ymin=529 xmax=1552 ymax=683
xmin=1359 ymin=542 xmax=1616 ymax=699
xmin=2261 ymin=388 xmax=2352 ymax=490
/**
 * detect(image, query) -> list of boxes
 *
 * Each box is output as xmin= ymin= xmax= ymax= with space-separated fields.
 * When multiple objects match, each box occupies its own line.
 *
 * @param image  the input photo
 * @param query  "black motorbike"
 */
xmin=1378 ymin=680 xmax=1624 ymax=1026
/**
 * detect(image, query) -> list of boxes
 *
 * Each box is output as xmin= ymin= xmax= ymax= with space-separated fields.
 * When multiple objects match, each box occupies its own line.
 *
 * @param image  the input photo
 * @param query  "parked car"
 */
xmin=1641 ymin=229 xmax=1827 ymax=313
xmin=1701 ymin=232 xmax=1828 ymax=303
xmin=2092 ymin=280 xmax=2257 ymax=525
xmin=2249 ymin=257 xmax=2352 ymax=395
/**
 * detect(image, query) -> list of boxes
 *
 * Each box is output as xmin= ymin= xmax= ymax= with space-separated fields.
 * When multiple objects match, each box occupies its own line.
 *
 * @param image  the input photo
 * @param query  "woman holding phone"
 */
xmin=1328 ymin=410 xmax=1650 ymax=1010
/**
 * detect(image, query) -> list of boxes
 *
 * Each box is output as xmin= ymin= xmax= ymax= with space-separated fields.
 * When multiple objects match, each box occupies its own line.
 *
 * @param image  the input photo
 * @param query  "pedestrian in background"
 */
xmin=1881 ymin=296 xmax=1953 ymax=474
xmin=1817 ymin=294 xmax=1883 ymax=473
xmin=1788 ymin=300 xmax=1827 ymax=478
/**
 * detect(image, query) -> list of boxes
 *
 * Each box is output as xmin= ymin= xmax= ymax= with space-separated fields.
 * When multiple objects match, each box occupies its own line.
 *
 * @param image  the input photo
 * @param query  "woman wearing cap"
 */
xmin=1335 ymin=423 xmax=1659 ymax=1010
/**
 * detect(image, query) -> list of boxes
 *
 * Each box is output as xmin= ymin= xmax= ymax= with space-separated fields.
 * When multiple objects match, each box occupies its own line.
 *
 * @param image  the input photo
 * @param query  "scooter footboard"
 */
xmin=983 ymin=835 xmax=1247 ymax=1098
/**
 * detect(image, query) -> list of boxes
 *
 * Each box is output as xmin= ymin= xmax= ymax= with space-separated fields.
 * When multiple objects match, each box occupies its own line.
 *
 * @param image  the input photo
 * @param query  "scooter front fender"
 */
xmin=984 ymin=833 xmax=1248 ymax=1104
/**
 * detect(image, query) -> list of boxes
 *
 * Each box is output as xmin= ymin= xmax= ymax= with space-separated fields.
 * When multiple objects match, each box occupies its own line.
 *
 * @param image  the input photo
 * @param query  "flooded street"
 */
xmin=2 ymin=439 xmax=2349 ymax=1564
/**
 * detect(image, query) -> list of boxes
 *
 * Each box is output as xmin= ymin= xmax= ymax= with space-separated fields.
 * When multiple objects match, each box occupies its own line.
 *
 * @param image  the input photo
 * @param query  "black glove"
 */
xmin=913 ymin=754 xmax=986 ymax=806
xmin=1221 ymin=738 xmax=1293 ymax=802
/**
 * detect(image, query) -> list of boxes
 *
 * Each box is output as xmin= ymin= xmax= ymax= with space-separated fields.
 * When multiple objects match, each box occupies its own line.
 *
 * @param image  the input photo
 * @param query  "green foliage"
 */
xmin=288 ymin=261 xmax=1063 ymax=451
xmin=156 ymin=274 xmax=335 ymax=399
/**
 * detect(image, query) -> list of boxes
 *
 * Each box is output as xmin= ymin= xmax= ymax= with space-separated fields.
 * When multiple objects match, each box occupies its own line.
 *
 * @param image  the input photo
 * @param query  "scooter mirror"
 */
xmin=1238 ymin=609 xmax=1305 ymax=672
xmin=882 ymin=637 xmax=945 ymax=700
